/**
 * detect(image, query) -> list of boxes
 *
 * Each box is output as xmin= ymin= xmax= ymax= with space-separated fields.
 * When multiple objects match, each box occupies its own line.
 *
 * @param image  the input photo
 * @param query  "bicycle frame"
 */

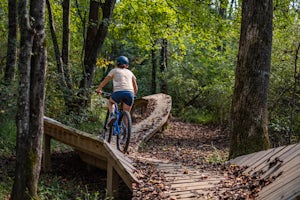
xmin=111 ymin=104 xmax=123 ymax=136
xmin=100 ymin=91 xmax=131 ymax=153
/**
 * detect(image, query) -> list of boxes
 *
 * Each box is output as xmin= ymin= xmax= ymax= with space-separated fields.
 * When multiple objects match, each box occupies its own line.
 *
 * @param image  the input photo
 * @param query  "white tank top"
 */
xmin=107 ymin=67 xmax=136 ymax=92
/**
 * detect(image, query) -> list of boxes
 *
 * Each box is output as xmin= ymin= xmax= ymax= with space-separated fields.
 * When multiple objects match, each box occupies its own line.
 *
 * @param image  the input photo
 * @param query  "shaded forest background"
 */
xmin=0 ymin=0 xmax=299 ymax=158
xmin=1 ymin=0 xmax=299 ymax=147
xmin=0 ymin=0 xmax=299 ymax=199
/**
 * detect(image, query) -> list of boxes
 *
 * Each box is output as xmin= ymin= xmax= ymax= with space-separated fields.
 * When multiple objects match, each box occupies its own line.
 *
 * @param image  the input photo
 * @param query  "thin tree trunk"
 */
xmin=151 ymin=45 xmax=157 ymax=94
xmin=78 ymin=0 xmax=116 ymax=108
xmin=46 ymin=0 xmax=66 ymax=88
xmin=47 ymin=0 xmax=75 ymax=113
xmin=4 ymin=0 xmax=18 ymax=85
xmin=229 ymin=0 xmax=272 ymax=159
xmin=160 ymin=38 xmax=168 ymax=94
xmin=288 ymin=42 xmax=300 ymax=143
xmin=11 ymin=0 xmax=46 ymax=198
xmin=62 ymin=0 xmax=72 ymax=89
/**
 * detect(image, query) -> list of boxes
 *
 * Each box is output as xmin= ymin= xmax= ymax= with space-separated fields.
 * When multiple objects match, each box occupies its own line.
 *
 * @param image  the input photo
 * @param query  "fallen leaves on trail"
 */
xmin=132 ymin=160 xmax=171 ymax=200
xmin=130 ymin=119 xmax=277 ymax=199
xmin=213 ymin=164 xmax=276 ymax=199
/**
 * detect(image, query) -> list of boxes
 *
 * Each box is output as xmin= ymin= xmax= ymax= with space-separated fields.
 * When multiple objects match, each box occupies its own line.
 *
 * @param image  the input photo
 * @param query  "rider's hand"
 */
xmin=96 ymin=88 xmax=102 ymax=94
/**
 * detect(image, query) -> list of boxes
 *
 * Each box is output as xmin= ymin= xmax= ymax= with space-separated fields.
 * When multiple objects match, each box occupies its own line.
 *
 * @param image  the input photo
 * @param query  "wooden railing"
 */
xmin=43 ymin=117 xmax=139 ymax=198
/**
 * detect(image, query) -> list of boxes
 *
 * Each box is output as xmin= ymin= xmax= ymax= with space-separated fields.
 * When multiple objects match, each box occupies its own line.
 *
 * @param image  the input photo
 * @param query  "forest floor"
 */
xmin=0 ymin=119 xmax=273 ymax=200
xmin=128 ymin=119 xmax=275 ymax=199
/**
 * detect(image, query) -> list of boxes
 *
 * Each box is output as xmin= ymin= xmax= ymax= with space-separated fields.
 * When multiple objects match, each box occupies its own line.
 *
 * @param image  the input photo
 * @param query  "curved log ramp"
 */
xmin=230 ymin=143 xmax=300 ymax=200
xmin=130 ymin=93 xmax=172 ymax=150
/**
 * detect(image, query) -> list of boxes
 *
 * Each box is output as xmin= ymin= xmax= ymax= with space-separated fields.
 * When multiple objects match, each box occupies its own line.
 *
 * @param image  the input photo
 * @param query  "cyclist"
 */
xmin=96 ymin=56 xmax=138 ymax=126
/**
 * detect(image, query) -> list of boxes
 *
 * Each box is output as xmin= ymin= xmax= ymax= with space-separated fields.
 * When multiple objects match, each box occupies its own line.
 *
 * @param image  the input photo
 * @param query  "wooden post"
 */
xmin=43 ymin=134 xmax=51 ymax=172
xmin=106 ymin=160 xmax=120 ymax=199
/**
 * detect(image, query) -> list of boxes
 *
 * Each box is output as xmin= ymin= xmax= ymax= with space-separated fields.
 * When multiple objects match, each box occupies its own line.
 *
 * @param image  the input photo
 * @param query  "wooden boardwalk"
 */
xmin=42 ymin=93 xmax=172 ymax=198
xmin=43 ymin=93 xmax=300 ymax=200
xmin=230 ymin=143 xmax=300 ymax=200
xmin=43 ymin=117 xmax=139 ymax=198
xmin=157 ymin=161 xmax=224 ymax=199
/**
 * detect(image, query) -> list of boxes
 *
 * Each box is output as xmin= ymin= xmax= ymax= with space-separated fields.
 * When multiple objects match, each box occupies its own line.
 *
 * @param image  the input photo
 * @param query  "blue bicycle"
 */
xmin=101 ymin=92 xmax=132 ymax=153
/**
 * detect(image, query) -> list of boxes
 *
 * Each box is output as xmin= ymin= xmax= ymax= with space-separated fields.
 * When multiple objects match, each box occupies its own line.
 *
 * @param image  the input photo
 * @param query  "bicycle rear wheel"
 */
xmin=116 ymin=111 xmax=131 ymax=153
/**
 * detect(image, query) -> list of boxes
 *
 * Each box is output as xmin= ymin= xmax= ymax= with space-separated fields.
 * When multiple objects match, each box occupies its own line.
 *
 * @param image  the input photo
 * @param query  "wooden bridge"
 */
xmin=43 ymin=93 xmax=300 ymax=199
xmin=42 ymin=93 xmax=172 ymax=198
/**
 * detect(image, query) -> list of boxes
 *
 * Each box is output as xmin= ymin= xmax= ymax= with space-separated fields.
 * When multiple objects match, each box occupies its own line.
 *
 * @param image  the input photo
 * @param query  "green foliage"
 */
xmin=38 ymin=175 xmax=106 ymax=200
xmin=0 ymin=84 xmax=17 ymax=156
xmin=180 ymin=107 xmax=215 ymax=124
xmin=0 ymin=162 xmax=14 ymax=200
xmin=268 ymin=1 xmax=300 ymax=145
xmin=0 ymin=0 xmax=8 ymax=64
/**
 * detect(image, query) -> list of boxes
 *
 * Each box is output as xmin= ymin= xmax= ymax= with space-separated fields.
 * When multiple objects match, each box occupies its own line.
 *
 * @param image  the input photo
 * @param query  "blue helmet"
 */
xmin=116 ymin=56 xmax=129 ymax=66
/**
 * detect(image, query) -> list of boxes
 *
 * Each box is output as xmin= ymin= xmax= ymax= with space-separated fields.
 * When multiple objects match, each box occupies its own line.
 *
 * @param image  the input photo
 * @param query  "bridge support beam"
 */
xmin=107 ymin=160 xmax=120 ymax=198
xmin=43 ymin=134 xmax=52 ymax=172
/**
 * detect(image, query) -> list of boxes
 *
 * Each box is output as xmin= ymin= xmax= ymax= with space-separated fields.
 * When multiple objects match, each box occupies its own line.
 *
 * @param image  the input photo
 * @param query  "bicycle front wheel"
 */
xmin=117 ymin=111 xmax=131 ymax=153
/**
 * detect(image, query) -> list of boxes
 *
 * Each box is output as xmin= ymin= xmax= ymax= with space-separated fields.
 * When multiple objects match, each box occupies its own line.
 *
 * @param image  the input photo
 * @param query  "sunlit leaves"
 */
xmin=96 ymin=57 xmax=114 ymax=68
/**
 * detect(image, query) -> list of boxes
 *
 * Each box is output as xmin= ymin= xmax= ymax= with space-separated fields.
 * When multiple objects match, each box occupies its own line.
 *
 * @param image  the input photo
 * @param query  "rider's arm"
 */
xmin=132 ymin=77 xmax=138 ymax=95
xmin=96 ymin=76 xmax=112 ymax=93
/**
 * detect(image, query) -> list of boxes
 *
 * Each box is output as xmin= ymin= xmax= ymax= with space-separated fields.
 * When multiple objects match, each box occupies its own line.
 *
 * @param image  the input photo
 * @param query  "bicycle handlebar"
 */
xmin=96 ymin=91 xmax=111 ymax=98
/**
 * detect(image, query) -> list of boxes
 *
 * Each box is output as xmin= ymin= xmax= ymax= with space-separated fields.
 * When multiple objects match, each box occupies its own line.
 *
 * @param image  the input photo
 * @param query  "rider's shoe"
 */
xmin=107 ymin=113 xmax=117 ymax=127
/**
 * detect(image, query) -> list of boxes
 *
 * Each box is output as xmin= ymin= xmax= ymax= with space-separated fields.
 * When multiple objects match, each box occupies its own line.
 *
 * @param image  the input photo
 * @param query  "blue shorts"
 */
xmin=111 ymin=91 xmax=134 ymax=106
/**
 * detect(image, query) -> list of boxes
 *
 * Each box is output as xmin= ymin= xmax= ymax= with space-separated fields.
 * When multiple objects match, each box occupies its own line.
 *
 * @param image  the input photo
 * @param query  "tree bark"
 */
xmin=151 ymin=45 xmax=157 ymax=94
xmin=78 ymin=0 xmax=116 ymax=108
xmin=4 ymin=0 xmax=18 ymax=85
xmin=46 ymin=0 xmax=75 ymax=114
xmin=46 ymin=0 xmax=66 ymax=88
xmin=160 ymin=38 xmax=168 ymax=94
xmin=62 ymin=0 xmax=73 ymax=89
xmin=229 ymin=0 xmax=272 ymax=159
xmin=11 ymin=0 xmax=46 ymax=198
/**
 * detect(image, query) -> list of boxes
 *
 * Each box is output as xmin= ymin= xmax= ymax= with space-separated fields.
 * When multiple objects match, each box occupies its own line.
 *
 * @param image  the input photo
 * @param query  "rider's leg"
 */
xmin=107 ymin=98 xmax=117 ymax=126
xmin=122 ymin=103 xmax=132 ymax=128
xmin=108 ymin=97 xmax=116 ymax=113
xmin=122 ymin=103 xmax=131 ymax=113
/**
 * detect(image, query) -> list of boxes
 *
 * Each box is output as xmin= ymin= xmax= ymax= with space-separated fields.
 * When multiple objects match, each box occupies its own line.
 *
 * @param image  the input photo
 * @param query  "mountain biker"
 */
xmin=96 ymin=56 xmax=138 ymax=126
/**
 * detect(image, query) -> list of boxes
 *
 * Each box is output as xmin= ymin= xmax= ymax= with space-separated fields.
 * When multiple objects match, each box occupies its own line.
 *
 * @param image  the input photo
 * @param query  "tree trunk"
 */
xmin=11 ymin=0 xmax=46 ymax=199
xmin=46 ymin=0 xmax=75 ymax=114
xmin=46 ymin=0 xmax=66 ymax=88
xmin=151 ymin=45 xmax=157 ymax=94
xmin=4 ymin=0 xmax=18 ymax=85
xmin=78 ymin=0 xmax=116 ymax=108
xmin=229 ymin=0 xmax=272 ymax=159
xmin=160 ymin=38 xmax=168 ymax=94
xmin=62 ymin=0 xmax=72 ymax=89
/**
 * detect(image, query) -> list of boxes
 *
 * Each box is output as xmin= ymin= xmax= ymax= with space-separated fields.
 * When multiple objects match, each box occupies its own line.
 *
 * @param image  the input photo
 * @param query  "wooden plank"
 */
xmin=171 ymin=190 xmax=213 ymax=199
xmin=104 ymin=141 xmax=140 ymax=189
xmin=171 ymin=178 xmax=221 ymax=185
xmin=261 ymin=149 xmax=300 ymax=179
xmin=259 ymin=175 xmax=300 ymax=200
xmin=241 ymin=146 xmax=283 ymax=167
xmin=44 ymin=118 xmax=107 ymax=159
xmin=246 ymin=144 xmax=299 ymax=175
xmin=171 ymin=181 xmax=217 ymax=188
xmin=164 ymin=172 xmax=212 ymax=178
xmin=258 ymin=159 xmax=300 ymax=195
xmin=229 ymin=143 xmax=300 ymax=200
xmin=107 ymin=159 xmax=120 ymax=198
